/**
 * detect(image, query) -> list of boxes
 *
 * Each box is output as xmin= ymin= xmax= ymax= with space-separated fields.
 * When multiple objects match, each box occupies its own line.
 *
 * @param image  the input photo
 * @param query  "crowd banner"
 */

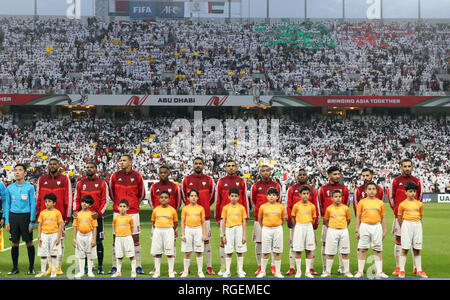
xmin=1 ymin=94 xmax=450 ymax=107
xmin=129 ymin=1 xmax=184 ymax=19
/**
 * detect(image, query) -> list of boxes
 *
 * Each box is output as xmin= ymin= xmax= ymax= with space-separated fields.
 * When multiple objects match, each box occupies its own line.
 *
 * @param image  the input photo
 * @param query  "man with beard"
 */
xmin=353 ymin=168 xmax=384 ymax=215
xmin=109 ymin=155 xmax=145 ymax=275
xmin=389 ymin=158 xmax=422 ymax=276
xmin=250 ymin=165 xmax=280 ymax=276
xmin=214 ymin=160 xmax=249 ymax=276
xmin=36 ymin=158 xmax=73 ymax=275
xmin=181 ymin=157 xmax=215 ymax=275
xmin=286 ymin=169 xmax=319 ymax=276
xmin=318 ymin=166 xmax=349 ymax=275
xmin=73 ymin=162 xmax=109 ymax=274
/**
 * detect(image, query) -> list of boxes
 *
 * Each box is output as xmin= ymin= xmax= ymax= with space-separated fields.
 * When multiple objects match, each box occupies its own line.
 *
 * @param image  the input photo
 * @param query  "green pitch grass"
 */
xmin=1 ymin=203 xmax=449 ymax=279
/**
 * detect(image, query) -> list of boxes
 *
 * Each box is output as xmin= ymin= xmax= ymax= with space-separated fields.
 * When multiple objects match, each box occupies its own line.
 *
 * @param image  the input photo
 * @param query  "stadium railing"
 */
xmin=1 ymin=89 xmax=449 ymax=96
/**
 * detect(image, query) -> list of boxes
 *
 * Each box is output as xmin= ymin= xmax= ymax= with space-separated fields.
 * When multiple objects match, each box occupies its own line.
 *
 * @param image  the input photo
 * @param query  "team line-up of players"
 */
xmin=0 ymin=156 xmax=426 ymax=279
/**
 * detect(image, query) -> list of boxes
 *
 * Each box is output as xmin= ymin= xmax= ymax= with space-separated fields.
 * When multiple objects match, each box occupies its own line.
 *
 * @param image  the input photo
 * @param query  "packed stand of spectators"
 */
xmin=0 ymin=17 xmax=448 ymax=96
xmin=1 ymin=113 xmax=449 ymax=196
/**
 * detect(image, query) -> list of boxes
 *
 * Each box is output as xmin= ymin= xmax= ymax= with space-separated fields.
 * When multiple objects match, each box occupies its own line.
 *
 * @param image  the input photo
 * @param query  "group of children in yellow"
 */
xmin=33 ymin=181 xmax=425 ymax=279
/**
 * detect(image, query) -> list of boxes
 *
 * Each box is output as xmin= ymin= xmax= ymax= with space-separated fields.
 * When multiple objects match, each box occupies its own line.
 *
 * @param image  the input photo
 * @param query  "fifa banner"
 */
xmin=129 ymin=1 xmax=184 ymax=19
xmin=1 ymin=94 xmax=450 ymax=107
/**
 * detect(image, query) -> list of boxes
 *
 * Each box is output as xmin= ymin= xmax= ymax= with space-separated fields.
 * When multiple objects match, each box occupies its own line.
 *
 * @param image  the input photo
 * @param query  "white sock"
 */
xmin=411 ymin=250 xmax=417 ymax=269
xmin=237 ymin=256 xmax=244 ymax=273
xmin=326 ymin=258 xmax=333 ymax=274
xmin=51 ymin=257 xmax=57 ymax=275
xmin=375 ymin=258 xmax=383 ymax=274
xmin=225 ymin=256 xmax=232 ymax=273
xmin=204 ymin=243 xmax=212 ymax=268
xmin=41 ymin=257 xmax=47 ymax=273
xmin=399 ymin=255 xmax=407 ymax=272
xmin=255 ymin=243 xmax=262 ymax=266
xmin=295 ymin=258 xmax=302 ymax=273
xmin=310 ymin=256 xmax=315 ymax=271
xmin=261 ymin=257 xmax=269 ymax=273
xmin=57 ymin=255 xmax=63 ymax=269
xmin=220 ymin=246 xmax=225 ymax=268
xmin=271 ymin=253 xmax=275 ymax=267
xmin=116 ymin=258 xmax=123 ymax=273
xmin=305 ymin=258 xmax=313 ymax=274
xmin=78 ymin=258 xmax=85 ymax=274
xmin=112 ymin=246 xmax=117 ymax=268
xmin=134 ymin=244 xmax=141 ymax=268
xmin=87 ymin=259 xmax=94 ymax=275
xmin=358 ymin=259 xmax=366 ymax=273
xmin=154 ymin=257 xmax=161 ymax=274
xmin=183 ymin=258 xmax=191 ymax=273
xmin=131 ymin=258 xmax=137 ymax=274
xmin=274 ymin=259 xmax=281 ymax=274
xmin=342 ymin=258 xmax=350 ymax=274
xmin=289 ymin=250 xmax=295 ymax=268
xmin=394 ymin=244 xmax=401 ymax=268
xmin=413 ymin=255 xmax=422 ymax=272
xmin=58 ymin=240 xmax=64 ymax=268
xmin=196 ymin=256 xmax=203 ymax=273
xmin=321 ymin=245 xmax=327 ymax=271
xmin=167 ymin=257 xmax=175 ymax=274
xmin=338 ymin=252 xmax=343 ymax=269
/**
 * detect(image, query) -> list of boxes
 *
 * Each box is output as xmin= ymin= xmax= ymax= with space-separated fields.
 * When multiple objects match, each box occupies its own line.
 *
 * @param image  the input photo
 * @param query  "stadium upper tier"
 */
xmin=0 ymin=18 xmax=448 ymax=96
xmin=0 ymin=113 xmax=448 ymax=194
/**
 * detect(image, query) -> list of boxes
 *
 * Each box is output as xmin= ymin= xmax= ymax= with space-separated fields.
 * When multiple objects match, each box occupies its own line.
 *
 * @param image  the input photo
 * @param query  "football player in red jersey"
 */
xmin=73 ymin=162 xmax=109 ymax=274
xmin=286 ymin=169 xmax=319 ymax=276
xmin=318 ymin=166 xmax=349 ymax=274
xmin=250 ymin=165 xmax=280 ymax=275
xmin=214 ymin=160 xmax=249 ymax=275
xmin=36 ymin=158 xmax=73 ymax=275
xmin=389 ymin=159 xmax=422 ymax=275
xmin=353 ymin=168 xmax=384 ymax=215
xmin=181 ymin=157 xmax=215 ymax=275
xmin=108 ymin=155 xmax=145 ymax=275
xmin=148 ymin=165 xmax=181 ymax=275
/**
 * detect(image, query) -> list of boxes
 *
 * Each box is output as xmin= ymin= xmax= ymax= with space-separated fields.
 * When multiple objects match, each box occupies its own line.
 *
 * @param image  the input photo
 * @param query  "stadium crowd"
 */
xmin=0 ymin=17 xmax=448 ymax=95
xmin=0 ymin=113 xmax=448 ymax=195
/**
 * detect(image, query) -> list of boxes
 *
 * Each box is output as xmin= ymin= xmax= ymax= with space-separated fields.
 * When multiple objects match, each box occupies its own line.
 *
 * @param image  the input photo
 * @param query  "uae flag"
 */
xmin=208 ymin=2 xmax=225 ymax=14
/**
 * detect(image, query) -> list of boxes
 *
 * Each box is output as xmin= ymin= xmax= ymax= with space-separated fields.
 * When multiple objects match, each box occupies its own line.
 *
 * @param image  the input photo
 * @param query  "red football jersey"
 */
xmin=388 ymin=174 xmax=422 ymax=217
xmin=73 ymin=176 xmax=109 ymax=218
xmin=318 ymin=182 xmax=350 ymax=224
xmin=36 ymin=173 xmax=73 ymax=222
xmin=287 ymin=182 xmax=319 ymax=228
xmin=109 ymin=169 xmax=145 ymax=214
xmin=181 ymin=173 xmax=215 ymax=220
xmin=150 ymin=180 xmax=181 ymax=211
xmin=250 ymin=179 xmax=281 ymax=221
xmin=214 ymin=175 xmax=249 ymax=222
xmin=353 ymin=183 xmax=384 ymax=215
